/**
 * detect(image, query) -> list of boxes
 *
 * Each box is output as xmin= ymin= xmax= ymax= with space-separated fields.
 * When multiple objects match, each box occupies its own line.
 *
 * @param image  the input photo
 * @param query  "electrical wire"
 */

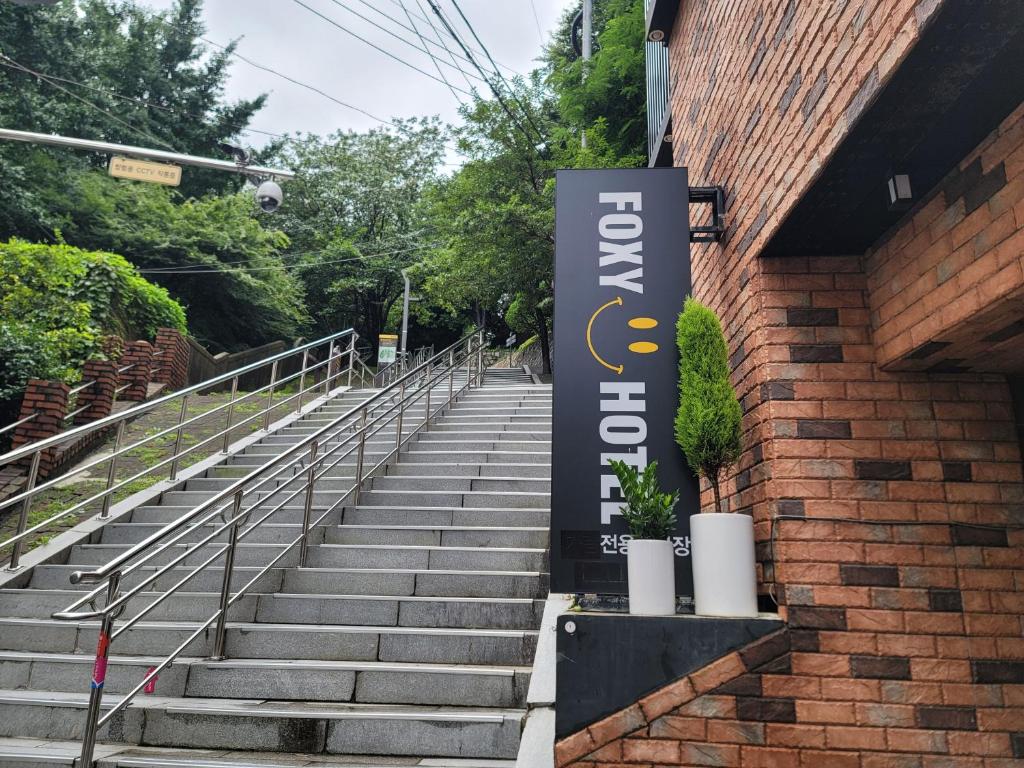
xmin=0 ymin=53 xmax=178 ymax=151
xmin=395 ymin=0 xmax=465 ymax=104
xmin=529 ymin=0 xmax=544 ymax=42
xmin=290 ymin=0 xmax=473 ymax=97
xmin=413 ymin=0 xmax=476 ymax=91
xmin=324 ymin=0 xmax=482 ymax=87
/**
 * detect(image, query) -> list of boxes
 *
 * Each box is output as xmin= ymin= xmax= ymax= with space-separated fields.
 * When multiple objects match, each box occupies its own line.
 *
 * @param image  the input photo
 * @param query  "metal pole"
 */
xmin=296 ymin=349 xmax=310 ymax=413
xmin=400 ymin=269 xmax=411 ymax=357
xmin=448 ymin=349 xmax=455 ymax=407
xmin=263 ymin=360 xmax=279 ymax=430
xmin=581 ymin=0 xmax=592 ymax=149
xmin=76 ymin=572 xmax=121 ymax=768
xmin=298 ymin=441 xmax=319 ymax=568
xmin=347 ymin=334 xmax=356 ymax=388
xmin=424 ymin=363 xmax=432 ymax=426
xmin=477 ymin=331 xmax=485 ymax=386
xmin=394 ymin=382 xmax=406 ymax=461
xmin=0 ymin=128 xmax=295 ymax=179
xmin=100 ymin=421 xmax=126 ymax=518
xmin=222 ymin=376 xmax=238 ymax=453
xmin=6 ymin=450 xmax=41 ymax=571
xmin=353 ymin=408 xmax=367 ymax=506
xmin=169 ymin=394 xmax=189 ymax=481
xmin=212 ymin=491 xmax=244 ymax=660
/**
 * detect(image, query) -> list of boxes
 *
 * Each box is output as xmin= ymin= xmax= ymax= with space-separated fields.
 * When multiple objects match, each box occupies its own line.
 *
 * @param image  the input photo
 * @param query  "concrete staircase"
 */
xmin=0 ymin=373 xmax=551 ymax=767
xmin=483 ymin=366 xmax=535 ymax=386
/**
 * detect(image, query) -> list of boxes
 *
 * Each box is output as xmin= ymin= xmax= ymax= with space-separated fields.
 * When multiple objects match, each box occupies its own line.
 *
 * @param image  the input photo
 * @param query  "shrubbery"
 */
xmin=0 ymin=238 xmax=186 ymax=412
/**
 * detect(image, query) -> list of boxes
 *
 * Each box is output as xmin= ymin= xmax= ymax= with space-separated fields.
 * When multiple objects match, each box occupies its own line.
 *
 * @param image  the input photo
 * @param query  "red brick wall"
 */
xmin=867 ymin=102 xmax=1024 ymax=370
xmin=555 ymin=0 xmax=1024 ymax=763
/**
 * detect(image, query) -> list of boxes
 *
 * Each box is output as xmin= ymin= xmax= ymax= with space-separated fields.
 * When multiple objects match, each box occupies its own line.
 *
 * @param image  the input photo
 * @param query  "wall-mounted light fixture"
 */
xmin=887 ymin=170 xmax=913 ymax=211
xmin=648 ymin=29 xmax=666 ymax=42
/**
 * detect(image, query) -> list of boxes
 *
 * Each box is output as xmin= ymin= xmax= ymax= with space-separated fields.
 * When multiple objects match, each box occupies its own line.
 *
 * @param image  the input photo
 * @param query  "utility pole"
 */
xmin=581 ymin=0 xmax=593 ymax=149
xmin=400 ymin=268 xmax=412 ymax=360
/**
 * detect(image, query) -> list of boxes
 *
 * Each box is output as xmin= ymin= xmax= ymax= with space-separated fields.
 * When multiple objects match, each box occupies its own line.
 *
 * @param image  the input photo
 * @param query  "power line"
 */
xmin=324 ymin=0 xmax=482 ymax=88
xmin=529 ymin=0 xmax=544 ymax=42
xmin=412 ymin=0 xmax=476 ymax=91
xmin=395 ymin=0 xmax=464 ymax=104
xmin=290 ymin=0 xmax=473 ymax=97
xmin=0 ymin=53 xmax=177 ymax=151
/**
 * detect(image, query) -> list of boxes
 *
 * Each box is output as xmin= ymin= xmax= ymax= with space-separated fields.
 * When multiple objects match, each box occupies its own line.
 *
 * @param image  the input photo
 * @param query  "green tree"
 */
xmin=674 ymin=297 xmax=743 ymax=513
xmin=53 ymin=172 xmax=305 ymax=352
xmin=269 ymin=120 xmax=447 ymax=351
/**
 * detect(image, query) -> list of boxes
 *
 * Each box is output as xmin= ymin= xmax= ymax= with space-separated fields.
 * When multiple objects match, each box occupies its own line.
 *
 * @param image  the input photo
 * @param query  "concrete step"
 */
xmin=384 ymin=462 xmax=550 ymax=478
xmin=305 ymin=544 xmax=546 ymax=572
xmin=0 ymin=690 xmax=524 ymax=758
xmin=0 ymin=651 xmax=530 ymax=707
xmin=130 ymin=505 xmax=340 ymax=526
xmin=368 ymin=476 xmax=550 ymax=493
xmin=29 ymin=564 xmax=287 ymax=593
xmin=0 ymin=618 xmax=538 ymax=665
xmin=357 ymin=490 xmax=550 ymax=509
xmin=99 ymin=522 xmax=323 ymax=547
xmin=281 ymin=568 xmax=546 ymax=599
xmin=400 ymin=450 xmax=550 ymax=464
xmin=340 ymin=505 xmax=549 ymax=528
xmin=0 ymin=590 xmax=543 ymax=630
xmin=324 ymin=524 xmax=547 ymax=548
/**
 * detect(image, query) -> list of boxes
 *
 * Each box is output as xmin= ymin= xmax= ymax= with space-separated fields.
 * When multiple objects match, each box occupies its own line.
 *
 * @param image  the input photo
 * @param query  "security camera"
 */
xmin=255 ymin=179 xmax=283 ymax=213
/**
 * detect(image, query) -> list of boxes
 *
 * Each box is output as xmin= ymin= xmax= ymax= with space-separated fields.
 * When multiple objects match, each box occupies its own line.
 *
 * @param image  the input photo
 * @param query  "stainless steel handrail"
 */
xmin=0 ymin=411 xmax=38 ymax=438
xmin=0 ymin=328 xmax=358 ymax=570
xmin=53 ymin=328 xmax=485 ymax=767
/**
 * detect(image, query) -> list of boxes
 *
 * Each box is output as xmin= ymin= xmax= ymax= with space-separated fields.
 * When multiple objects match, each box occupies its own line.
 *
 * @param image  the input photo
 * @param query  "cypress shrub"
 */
xmin=674 ymin=297 xmax=742 ymax=513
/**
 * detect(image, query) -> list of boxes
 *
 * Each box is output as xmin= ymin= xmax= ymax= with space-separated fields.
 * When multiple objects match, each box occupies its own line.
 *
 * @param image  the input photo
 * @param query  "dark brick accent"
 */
xmin=736 ymin=697 xmax=796 ymax=723
xmin=777 ymin=499 xmax=805 ymax=517
xmin=739 ymin=266 xmax=750 ymax=288
xmin=751 ymin=443 xmax=764 ymax=464
xmin=983 ymin=319 xmax=1024 ymax=343
xmin=796 ymin=420 xmax=852 ymax=439
xmin=972 ymin=660 xmax=1024 ymax=684
xmin=756 ymin=654 xmax=791 ymax=675
xmin=790 ymin=344 xmax=843 ymax=363
xmin=786 ymin=308 xmax=839 ymax=327
xmin=789 ymin=630 xmax=819 ymax=653
xmin=730 ymin=344 xmax=747 ymax=371
xmin=916 ymin=706 xmax=977 ymax=731
xmin=1012 ymin=733 xmax=1024 ymax=759
xmin=742 ymin=105 xmax=763 ymax=142
xmin=716 ymin=674 xmax=762 ymax=697
xmin=740 ymin=631 xmax=791 ymax=671
xmin=945 ymin=158 xmax=983 ymax=205
xmin=942 ymin=461 xmax=972 ymax=482
xmin=951 ymin=525 xmax=1008 ymax=547
xmin=840 ymin=564 xmax=900 ymax=587
xmin=928 ymin=589 xmax=963 ymax=612
xmin=737 ymin=205 xmax=768 ymax=255
xmin=854 ymin=460 xmax=913 ymax=481
xmin=703 ymin=132 xmax=728 ymax=179
xmin=850 ymin=655 xmax=912 ymax=680
xmin=735 ymin=469 xmax=752 ymax=491
xmin=845 ymin=67 xmax=879 ymax=126
xmin=903 ymin=340 xmax=951 ymax=361
xmin=747 ymin=39 xmax=767 ymax=81
xmin=778 ymin=70 xmax=802 ymax=116
xmin=963 ymin=162 xmax=1007 ymax=214
xmin=801 ymin=69 xmax=828 ymax=122
xmin=761 ymin=380 xmax=796 ymax=401
xmin=788 ymin=606 xmax=846 ymax=630
xmin=773 ymin=0 xmax=796 ymax=46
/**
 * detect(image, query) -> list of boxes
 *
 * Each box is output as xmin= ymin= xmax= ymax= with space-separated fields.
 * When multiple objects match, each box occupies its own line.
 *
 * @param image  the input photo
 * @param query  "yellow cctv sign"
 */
xmin=109 ymin=156 xmax=182 ymax=186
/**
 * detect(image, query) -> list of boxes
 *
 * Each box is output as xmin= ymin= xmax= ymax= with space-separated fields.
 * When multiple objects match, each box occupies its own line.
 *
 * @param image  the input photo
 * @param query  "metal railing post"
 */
xmin=448 ymin=349 xmax=455 ymax=407
xmin=424 ymin=363 xmax=432 ymax=426
xmin=466 ymin=338 xmax=475 ymax=389
xmin=169 ymin=394 xmax=190 ymax=481
xmin=296 ymin=349 xmax=310 ymax=414
xmin=76 ymin=571 xmax=121 ymax=768
xmin=477 ymin=331 xmax=485 ymax=386
xmin=347 ymin=333 xmax=356 ymax=388
xmin=100 ymin=421 xmax=126 ymax=518
xmin=212 ymin=490 xmax=244 ymax=660
xmin=394 ymin=382 xmax=406 ymax=461
xmin=263 ymin=360 xmax=279 ymax=430
xmin=5 ymin=450 xmax=41 ymax=571
xmin=298 ymin=441 xmax=319 ymax=567
xmin=222 ymin=376 xmax=239 ymax=453
xmin=353 ymin=408 xmax=367 ymax=506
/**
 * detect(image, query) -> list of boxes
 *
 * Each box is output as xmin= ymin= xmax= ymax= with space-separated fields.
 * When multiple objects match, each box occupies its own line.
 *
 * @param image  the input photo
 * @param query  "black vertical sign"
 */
xmin=551 ymin=168 xmax=698 ymax=597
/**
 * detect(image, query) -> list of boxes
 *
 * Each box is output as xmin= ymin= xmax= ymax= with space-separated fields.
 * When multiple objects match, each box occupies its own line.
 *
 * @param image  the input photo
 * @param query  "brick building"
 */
xmin=556 ymin=0 xmax=1024 ymax=765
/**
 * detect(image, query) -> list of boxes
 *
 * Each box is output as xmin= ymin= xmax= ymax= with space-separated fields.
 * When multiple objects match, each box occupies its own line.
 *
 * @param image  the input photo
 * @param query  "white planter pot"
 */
xmin=627 ymin=538 xmax=676 ymax=616
xmin=690 ymin=513 xmax=759 ymax=617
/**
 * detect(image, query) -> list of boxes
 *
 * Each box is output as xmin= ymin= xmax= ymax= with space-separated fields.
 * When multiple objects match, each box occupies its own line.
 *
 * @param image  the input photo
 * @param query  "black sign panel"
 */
xmin=551 ymin=168 xmax=698 ymax=597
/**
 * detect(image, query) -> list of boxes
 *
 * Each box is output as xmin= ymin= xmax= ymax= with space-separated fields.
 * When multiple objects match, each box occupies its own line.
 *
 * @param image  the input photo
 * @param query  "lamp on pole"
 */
xmin=400 ymin=268 xmax=412 ymax=358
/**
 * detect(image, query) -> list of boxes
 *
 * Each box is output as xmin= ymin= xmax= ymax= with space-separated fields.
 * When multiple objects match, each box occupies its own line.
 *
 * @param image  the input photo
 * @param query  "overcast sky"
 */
xmin=140 ymin=0 xmax=577 ymax=160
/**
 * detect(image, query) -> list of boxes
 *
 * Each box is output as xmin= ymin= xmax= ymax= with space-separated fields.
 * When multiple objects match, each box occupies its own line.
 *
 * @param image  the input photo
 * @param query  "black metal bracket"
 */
xmin=689 ymin=186 xmax=726 ymax=243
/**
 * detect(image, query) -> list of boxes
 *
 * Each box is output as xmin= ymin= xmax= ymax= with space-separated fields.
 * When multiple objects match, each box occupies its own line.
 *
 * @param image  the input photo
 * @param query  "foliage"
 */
xmin=0 ymin=0 xmax=268 ymax=237
xmin=0 ymin=238 xmax=186 ymax=406
xmin=268 ymin=120 xmax=447 ymax=355
xmin=674 ymin=298 xmax=743 ymax=513
xmin=607 ymin=459 xmax=679 ymax=540
xmin=51 ymin=172 xmax=303 ymax=352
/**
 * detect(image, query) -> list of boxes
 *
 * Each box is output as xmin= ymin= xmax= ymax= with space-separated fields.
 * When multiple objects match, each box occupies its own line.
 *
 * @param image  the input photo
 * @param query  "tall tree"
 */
xmin=269 ymin=120 xmax=447 ymax=353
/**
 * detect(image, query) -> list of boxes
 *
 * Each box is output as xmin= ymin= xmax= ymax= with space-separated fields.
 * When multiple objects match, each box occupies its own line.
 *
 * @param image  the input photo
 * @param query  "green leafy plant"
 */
xmin=675 ymin=297 xmax=743 ymax=513
xmin=607 ymin=459 xmax=679 ymax=540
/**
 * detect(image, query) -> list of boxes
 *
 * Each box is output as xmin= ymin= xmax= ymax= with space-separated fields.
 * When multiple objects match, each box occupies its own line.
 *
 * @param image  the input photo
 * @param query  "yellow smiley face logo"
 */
xmin=586 ymin=297 xmax=659 ymax=374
